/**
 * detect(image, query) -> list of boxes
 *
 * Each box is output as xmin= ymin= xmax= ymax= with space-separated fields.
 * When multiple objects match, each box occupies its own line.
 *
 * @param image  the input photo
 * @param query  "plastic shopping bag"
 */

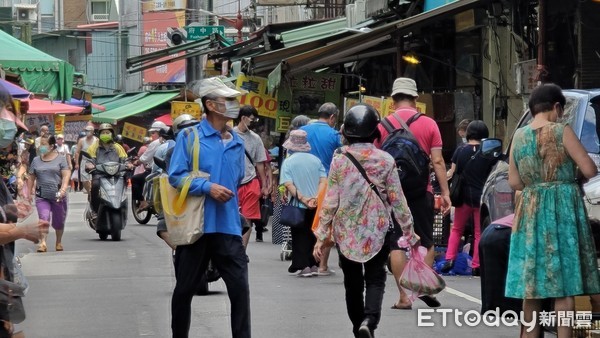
xmin=15 ymin=199 xmax=38 ymax=228
xmin=399 ymin=246 xmax=446 ymax=301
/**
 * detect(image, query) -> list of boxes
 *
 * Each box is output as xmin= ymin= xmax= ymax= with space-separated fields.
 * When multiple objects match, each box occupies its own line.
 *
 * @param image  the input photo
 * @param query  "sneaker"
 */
xmin=299 ymin=267 xmax=313 ymax=277
xmin=358 ymin=319 xmax=373 ymax=338
xmin=255 ymin=238 xmax=263 ymax=242
xmin=310 ymin=266 xmax=319 ymax=276
xmin=318 ymin=268 xmax=335 ymax=276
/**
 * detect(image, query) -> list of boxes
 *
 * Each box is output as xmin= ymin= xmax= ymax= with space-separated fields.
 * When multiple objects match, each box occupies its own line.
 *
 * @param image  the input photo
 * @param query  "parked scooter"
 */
xmin=81 ymin=151 xmax=132 ymax=241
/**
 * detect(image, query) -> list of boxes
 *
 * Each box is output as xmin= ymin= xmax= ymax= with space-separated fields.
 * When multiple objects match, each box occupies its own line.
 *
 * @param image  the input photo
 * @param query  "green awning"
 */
xmin=277 ymin=18 xmax=349 ymax=47
xmin=0 ymin=29 xmax=74 ymax=101
xmin=93 ymin=93 xmax=150 ymax=114
xmin=92 ymin=91 xmax=179 ymax=124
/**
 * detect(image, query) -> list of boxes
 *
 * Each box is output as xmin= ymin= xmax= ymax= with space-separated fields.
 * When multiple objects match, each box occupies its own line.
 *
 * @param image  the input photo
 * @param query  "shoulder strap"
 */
xmin=381 ymin=117 xmax=396 ymax=134
xmin=244 ymin=150 xmax=255 ymax=166
xmin=456 ymin=146 xmax=478 ymax=176
xmin=405 ymin=112 xmax=422 ymax=126
xmin=173 ymin=127 xmax=200 ymax=213
xmin=343 ymin=152 xmax=386 ymax=205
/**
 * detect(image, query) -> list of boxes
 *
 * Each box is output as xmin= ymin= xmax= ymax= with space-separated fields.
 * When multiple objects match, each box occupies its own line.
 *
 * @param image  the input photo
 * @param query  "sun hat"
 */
xmin=196 ymin=77 xmax=244 ymax=98
xmin=283 ymin=130 xmax=311 ymax=152
xmin=84 ymin=125 xmax=94 ymax=131
xmin=390 ymin=77 xmax=419 ymax=98
xmin=56 ymin=134 xmax=64 ymax=139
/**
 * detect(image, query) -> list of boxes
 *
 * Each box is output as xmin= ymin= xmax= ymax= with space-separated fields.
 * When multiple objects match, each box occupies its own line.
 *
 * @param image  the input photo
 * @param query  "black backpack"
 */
xmin=381 ymin=113 xmax=431 ymax=199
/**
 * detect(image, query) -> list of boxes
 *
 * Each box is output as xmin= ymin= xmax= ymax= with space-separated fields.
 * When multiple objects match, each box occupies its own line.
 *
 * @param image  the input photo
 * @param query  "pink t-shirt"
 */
xmin=374 ymin=107 xmax=443 ymax=193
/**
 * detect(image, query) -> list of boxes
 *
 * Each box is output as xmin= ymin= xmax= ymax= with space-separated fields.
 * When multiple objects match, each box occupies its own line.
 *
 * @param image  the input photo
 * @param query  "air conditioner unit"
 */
xmin=15 ymin=7 xmax=37 ymax=22
xmin=91 ymin=13 xmax=109 ymax=22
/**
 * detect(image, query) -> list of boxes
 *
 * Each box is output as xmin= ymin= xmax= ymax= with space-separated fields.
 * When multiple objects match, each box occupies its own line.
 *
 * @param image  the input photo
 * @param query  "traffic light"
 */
xmin=167 ymin=27 xmax=187 ymax=47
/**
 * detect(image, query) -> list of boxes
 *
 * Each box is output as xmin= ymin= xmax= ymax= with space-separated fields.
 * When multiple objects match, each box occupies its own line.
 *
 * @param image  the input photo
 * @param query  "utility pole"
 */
xmin=117 ymin=0 xmax=126 ymax=92
xmin=187 ymin=0 xmax=202 ymax=83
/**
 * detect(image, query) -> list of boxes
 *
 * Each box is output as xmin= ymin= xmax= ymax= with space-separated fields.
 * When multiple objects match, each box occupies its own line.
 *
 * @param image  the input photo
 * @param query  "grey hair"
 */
xmin=318 ymin=102 xmax=339 ymax=118
xmin=290 ymin=115 xmax=310 ymax=131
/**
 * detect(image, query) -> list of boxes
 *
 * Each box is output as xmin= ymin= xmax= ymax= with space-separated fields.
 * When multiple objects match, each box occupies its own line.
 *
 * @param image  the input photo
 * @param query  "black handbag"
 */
xmin=260 ymin=197 xmax=273 ymax=225
xmin=280 ymin=192 xmax=306 ymax=228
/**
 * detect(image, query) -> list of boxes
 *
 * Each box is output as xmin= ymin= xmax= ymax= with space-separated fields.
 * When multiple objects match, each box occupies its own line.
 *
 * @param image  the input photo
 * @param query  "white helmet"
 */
xmin=148 ymin=121 xmax=168 ymax=132
xmin=173 ymin=114 xmax=199 ymax=134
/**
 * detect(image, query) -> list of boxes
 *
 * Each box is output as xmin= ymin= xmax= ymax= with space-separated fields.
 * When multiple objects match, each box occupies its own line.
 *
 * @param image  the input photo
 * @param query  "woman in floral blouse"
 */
xmin=314 ymin=104 xmax=418 ymax=338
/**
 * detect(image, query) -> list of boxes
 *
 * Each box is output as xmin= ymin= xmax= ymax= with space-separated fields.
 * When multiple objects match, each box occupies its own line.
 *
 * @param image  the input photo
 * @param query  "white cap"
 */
xmin=196 ymin=77 xmax=244 ymax=98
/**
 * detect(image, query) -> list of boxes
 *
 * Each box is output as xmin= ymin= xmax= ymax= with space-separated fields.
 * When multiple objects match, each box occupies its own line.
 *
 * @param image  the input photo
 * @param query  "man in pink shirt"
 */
xmin=375 ymin=77 xmax=451 ymax=310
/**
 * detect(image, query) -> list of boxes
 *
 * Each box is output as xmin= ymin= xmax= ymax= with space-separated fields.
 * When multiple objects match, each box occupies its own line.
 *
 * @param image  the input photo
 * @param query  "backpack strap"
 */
xmin=387 ymin=112 xmax=427 ymax=154
xmin=381 ymin=117 xmax=396 ymax=134
xmin=244 ymin=149 xmax=255 ymax=167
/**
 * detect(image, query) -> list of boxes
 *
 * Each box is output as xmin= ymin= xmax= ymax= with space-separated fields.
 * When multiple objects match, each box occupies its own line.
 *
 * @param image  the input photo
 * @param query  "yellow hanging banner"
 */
xmin=122 ymin=122 xmax=148 ymax=143
xmin=171 ymin=101 xmax=202 ymax=120
xmin=54 ymin=115 xmax=65 ymax=134
xmin=236 ymin=74 xmax=278 ymax=119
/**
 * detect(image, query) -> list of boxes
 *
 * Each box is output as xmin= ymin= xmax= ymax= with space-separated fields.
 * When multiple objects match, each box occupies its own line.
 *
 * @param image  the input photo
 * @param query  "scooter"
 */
xmin=82 ymin=151 xmax=130 ymax=241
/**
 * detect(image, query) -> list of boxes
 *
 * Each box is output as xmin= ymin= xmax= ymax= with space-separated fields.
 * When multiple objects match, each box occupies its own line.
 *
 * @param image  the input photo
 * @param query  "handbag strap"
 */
xmin=343 ymin=152 xmax=386 ymax=205
xmin=173 ymin=127 xmax=200 ymax=213
xmin=455 ymin=146 xmax=478 ymax=177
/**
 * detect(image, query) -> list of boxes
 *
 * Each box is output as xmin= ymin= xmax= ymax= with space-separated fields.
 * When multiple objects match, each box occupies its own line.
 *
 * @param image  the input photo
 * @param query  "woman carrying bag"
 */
xmin=313 ymin=104 xmax=418 ymax=338
xmin=280 ymin=130 xmax=327 ymax=277
xmin=441 ymin=120 xmax=498 ymax=276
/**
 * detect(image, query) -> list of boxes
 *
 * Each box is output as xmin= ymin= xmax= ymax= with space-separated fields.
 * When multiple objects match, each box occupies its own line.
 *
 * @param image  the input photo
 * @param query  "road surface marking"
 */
xmin=127 ymin=249 xmax=136 ymax=259
xmin=444 ymin=286 xmax=482 ymax=305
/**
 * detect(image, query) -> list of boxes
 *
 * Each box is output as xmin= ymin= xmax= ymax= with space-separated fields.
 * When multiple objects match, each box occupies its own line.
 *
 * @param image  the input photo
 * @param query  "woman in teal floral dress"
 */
xmin=507 ymin=84 xmax=600 ymax=337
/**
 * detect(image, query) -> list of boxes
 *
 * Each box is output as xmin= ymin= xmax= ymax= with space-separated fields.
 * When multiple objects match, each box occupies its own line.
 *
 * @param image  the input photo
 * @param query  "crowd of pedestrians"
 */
xmin=0 ymin=73 xmax=597 ymax=338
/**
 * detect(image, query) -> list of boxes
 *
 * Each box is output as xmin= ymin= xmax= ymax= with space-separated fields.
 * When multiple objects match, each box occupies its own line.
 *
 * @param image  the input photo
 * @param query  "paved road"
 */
xmin=16 ymin=192 xmax=519 ymax=337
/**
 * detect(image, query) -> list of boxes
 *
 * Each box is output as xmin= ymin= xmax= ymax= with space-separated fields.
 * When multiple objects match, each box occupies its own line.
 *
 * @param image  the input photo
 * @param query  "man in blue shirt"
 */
xmin=300 ymin=102 xmax=342 ymax=174
xmin=168 ymin=77 xmax=250 ymax=338
xmin=299 ymin=102 xmax=342 ymax=276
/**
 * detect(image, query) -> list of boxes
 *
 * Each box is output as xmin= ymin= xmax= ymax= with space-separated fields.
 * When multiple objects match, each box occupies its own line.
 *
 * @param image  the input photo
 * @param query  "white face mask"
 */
xmin=462 ymin=137 xmax=467 ymax=143
xmin=212 ymin=100 xmax=240 ymax=119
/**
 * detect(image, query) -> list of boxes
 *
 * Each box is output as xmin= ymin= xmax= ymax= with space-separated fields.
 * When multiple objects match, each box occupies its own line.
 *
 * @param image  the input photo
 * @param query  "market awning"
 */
xmin=24 ymin=99 xmax=84 ymax=114
xmin=261 ymin=0 xmax=487 ymax=86
xmin=155 ymin=113 xmax=172 ymax=126
xmin=0 ymin=79 xmax=30 ymax=98
xmin=0 ymin=29 xmax=74 ymax=101
xmin=92 ymin=92 xmax=149 ymax=113
xmin=92 ymin=91 xmax=179 ymax=124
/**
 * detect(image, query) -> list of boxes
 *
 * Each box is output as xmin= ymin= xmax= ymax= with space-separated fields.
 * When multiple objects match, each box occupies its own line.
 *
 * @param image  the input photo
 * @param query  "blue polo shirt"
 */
xmin=300 ymin=121 xmax=342 ymax=173
xmin=168 ymin=119 xmax=245 ymax=236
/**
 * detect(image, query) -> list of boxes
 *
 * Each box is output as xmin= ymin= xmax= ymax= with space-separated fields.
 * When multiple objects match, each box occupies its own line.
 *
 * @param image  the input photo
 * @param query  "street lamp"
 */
xmin=196 ymin=8 xmax=244 ymax=43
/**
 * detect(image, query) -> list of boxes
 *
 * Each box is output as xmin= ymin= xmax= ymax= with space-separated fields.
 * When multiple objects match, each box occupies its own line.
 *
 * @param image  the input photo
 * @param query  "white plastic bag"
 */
xmin=16 ymin=199 xmax=39 ymax=228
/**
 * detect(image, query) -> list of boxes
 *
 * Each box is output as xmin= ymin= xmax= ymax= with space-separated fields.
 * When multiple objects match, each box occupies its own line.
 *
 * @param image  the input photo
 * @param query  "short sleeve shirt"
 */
xmin=234 ymin=127 xmax=267 ymax=184
xmin=374 ymin=108 xmax=443 ymax=154
xmin=279 ymin=152 xmax=326 ymax=209
xmin=300 ymin=122 xmax=342 ymax=174
xmin=29 ymin=155 xmax=69 ymax=200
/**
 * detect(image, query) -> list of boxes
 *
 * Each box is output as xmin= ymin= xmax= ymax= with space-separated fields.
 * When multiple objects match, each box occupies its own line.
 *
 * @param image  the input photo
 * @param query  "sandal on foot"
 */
xmin=37 ymin=244 xmax=47 ymax=253
xmin=56 ymin=243 xmax=63 ymax=251
xmin=391 ymin=303 xmax=412 ymax=310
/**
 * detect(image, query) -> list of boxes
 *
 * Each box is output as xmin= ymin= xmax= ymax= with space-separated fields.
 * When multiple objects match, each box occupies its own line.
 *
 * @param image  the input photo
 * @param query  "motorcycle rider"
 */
xmin=85 ymin=123 xmax=132 ymax=218
xmin=131 ymin=121 xmax=168 ymax=211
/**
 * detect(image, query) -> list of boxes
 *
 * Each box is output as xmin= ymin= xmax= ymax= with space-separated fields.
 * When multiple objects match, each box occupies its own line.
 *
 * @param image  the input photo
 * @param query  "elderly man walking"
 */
xmin=168 ymin=77 xmax=250 ymax=338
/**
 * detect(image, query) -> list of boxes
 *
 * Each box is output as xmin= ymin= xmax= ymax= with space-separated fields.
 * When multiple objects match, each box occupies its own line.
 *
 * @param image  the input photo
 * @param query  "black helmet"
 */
xmin=342 ymin=104 xmax=380 ymax=138
xmin=159 ymin=126 xmax=173 ymax=140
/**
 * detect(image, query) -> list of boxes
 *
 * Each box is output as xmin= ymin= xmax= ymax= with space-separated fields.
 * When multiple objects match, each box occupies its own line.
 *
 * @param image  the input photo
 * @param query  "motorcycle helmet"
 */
xmin=115 ymin=134 xmax=124 ymax=143
xmin=342 ymin=104 xmax=381 ymax=138
xmin=159 ymin=126 xmax=173 ymax=140
xmin=173 ymin=114 xmax=199 ymax=134
xmin=98 ymin=123 xmax=115 ymax=136
xmin=143 ymin=136 xmax=151 ymax=145
xmin=148 ymin=121 xmax=167 ymax=133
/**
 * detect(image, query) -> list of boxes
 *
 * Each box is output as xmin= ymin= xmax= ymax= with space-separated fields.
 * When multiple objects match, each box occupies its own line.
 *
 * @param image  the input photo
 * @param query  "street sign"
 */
xmin=186 ymin=25 xmax=225 ymax=40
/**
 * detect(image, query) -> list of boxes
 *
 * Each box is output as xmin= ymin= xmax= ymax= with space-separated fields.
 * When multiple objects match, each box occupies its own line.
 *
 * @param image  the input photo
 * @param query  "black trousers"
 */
xmin=172 ymin=233 xmax=250 ymax=338
xmin=130 ymin=170 xmax=149 ymax=201
xmin=339 ymin=242 xmax=390 ymax=337
xmin=90 ymin=175 xmax=100 ymax=212
xmin=288 ymin=209 xmax=317 ymax=272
